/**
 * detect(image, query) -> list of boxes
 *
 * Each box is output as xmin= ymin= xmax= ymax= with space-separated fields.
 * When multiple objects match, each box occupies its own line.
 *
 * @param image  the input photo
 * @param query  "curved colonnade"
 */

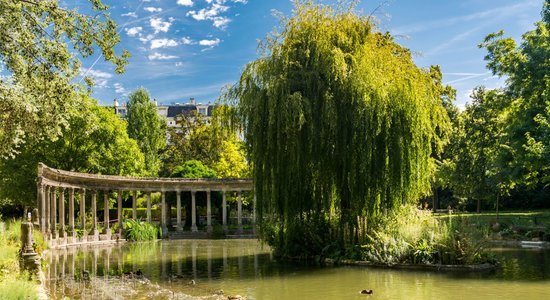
xmin=36 ymin=163 xmax=254 ymax=248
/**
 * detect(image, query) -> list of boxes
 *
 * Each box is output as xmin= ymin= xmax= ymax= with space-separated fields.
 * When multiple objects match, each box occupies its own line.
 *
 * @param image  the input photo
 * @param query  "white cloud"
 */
xmin=144 ymin=7 xmax=163 ymax=13
xmin=83 ymin=69 xmax=112 ymax=88
xmin=212 ymin=16 xmax=230 ymax=29
xmin=125 ymin=26 xmax=143 ymax=37
xmin=149 ymin=52 xmax=178 ymax=60
xmin=177 ymin=0 xmax=194 ymax=6
xmin=121 ymin=12 xmax=137 ymax=18
xmin=139 ymin=34 xmax=154 ymax=44
xmin=151 ymin=38 xmax=179 ymax=49
xmin=186 ymin=0 xmax=245 ymax=29
xmin=199 ymin=38 xmax=221 ymax=47
xmin=113 ymin=83 xmax=127 ymax=95
xmin=181 ymin=37 xmax=195 ymax=45
xmin=85 ymin=69 xmax=113 ymax=79
xmin=150 ymin=17 xmax=173 ymax=34
xmin=175 ymin=62 xmax=183 ymax=67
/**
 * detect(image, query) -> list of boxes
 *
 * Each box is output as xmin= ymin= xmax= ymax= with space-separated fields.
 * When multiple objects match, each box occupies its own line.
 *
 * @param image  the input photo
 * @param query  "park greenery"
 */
xmin=126 ymin=88 xmax=166 ymax=176
xmin=227 ymin=1 xmax=451 ymax=258
xmin=0 ymin=0 xmax=549 ymax=284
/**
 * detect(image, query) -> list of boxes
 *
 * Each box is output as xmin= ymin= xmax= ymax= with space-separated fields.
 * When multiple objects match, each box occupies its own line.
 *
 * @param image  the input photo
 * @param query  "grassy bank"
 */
xmin=0 ymin=219 xmax=42 ymax=300
xmin=435 ymin=210 xmax=550 ymax=242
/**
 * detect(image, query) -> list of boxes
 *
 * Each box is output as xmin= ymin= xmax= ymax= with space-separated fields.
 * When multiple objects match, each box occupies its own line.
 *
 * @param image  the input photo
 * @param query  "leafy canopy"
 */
xmin=0 ymin=95 xmax=145 ymax=209
xmin=0 ymin=0 xmax=129 ymax=157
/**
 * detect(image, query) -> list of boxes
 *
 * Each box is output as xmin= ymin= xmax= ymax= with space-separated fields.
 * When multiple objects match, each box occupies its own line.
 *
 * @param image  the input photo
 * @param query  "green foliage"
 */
xmin=161 ymin=106 xmax=249 ymax=177
xmin=171 ymin=160 xmax=216 ymax=179
xmin=0 ymin=96 xmax=145 ymax=209
xmin=122 ymin=219 xmax=160 ymax=241
xmin=477 ymin=0 xmax=550 ymax=191
xmin=227 ymin=1 xmax=450 ymax=254
xmin=0 ymin=0 xmax=129 ymax=158
xmin=439 ymin=88 xmax=507 ymax=211
xmin=0 ymin=220 xmax=39 ymax=299
xmin=212 ymin=138 xmax=250 ymax=178
xmin=126 ymin=88 xmax=166 ymax=176
xmin=437 ymin=0 xmax=550 ymax=212
xmin=361 ymin=206 xmax=491 ymax=265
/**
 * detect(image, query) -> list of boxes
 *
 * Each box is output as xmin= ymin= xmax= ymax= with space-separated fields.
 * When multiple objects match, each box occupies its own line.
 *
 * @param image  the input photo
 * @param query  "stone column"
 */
xmin=39 ymin=183 xmax=46 ymax=233
xmin=206 ymin=190 xmax=212 ymax=233
xmin=146 ymin=192 xmax=152 ymax=223
xmin=103 ymin=192 xmax=110 ymax=237
xmin=117 ymin=190 xmax=122 ymax=235
xmin=161 ymin=191 xmax=167 ymax=236
xmin=45 ymin=186 xmax=50 ymax=234
xmin=58 ymin=187 xmax=66 ymax=242
xmin=176 ymin=190 xmax=182 ymax=232
xmin=222 ymin=190 xmax=227 ymax=232
xmin=132 ymin=191 xmax=137 ymax=220
xmin=191 ymin=191 xmax=197 ymax=232
xmin=91 ymin=190 xmax=98 ymax=241
xmin=51 ymin=187 xmax=57 ymax=239
xmin=68 ymin=188 xmax=75 ymax=243
xmin=237 ymin=191 xmax=243 ymax=233
xmin=79 ymin=189 xmax=86 ymax=232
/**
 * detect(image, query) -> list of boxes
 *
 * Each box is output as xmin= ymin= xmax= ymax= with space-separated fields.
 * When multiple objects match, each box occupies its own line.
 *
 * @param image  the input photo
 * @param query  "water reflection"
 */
xmin=45 ymin=241 xmax=550 ymax=300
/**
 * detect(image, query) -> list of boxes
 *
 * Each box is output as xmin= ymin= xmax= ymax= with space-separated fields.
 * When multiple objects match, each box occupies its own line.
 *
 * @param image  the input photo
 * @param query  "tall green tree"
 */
xmin=440 ymin=88 xmax=507 ymax=212
xmin=0 ymin=0 xmax=129 ymax=157
xmin=126 ymin=88 xmax=166 ymax=176
xmin=0 ymin=95 xmax=145 ymax=209
xmin=227 ymin=1 xmax=450 ymax=255
xmin=480 ymin=0 xmax=550 ymax=189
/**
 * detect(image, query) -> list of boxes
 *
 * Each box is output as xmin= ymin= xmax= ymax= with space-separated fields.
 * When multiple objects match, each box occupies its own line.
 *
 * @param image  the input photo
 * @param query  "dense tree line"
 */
xmin=437 ymin=0 xmax=550 ymax=211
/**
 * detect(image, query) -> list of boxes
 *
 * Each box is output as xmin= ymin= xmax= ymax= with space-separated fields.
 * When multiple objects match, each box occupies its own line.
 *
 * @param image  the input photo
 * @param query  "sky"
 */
xmin=71 ymin=0 xmax=545 ymax=109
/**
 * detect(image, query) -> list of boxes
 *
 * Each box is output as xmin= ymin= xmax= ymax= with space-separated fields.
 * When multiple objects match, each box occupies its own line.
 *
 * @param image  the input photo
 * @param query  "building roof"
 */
xmin=167 ymin=105 xmax=197 ymax=118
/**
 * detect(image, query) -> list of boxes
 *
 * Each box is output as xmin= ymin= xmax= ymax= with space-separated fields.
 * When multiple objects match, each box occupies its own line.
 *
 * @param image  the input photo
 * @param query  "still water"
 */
xmin=44 ymin=240 xmax=550 ymax=300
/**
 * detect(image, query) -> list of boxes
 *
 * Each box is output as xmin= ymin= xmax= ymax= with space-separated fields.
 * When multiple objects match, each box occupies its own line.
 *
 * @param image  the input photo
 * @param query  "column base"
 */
xmin=93 ymin=229 xmax=99 ymax=241
xmin=176 ymin=224 xmax=183 ymax=232
xmin=207 ymin=225 xmax=213 ymax=233
xmin=162 ymin=226 xmax=168 ymax=237
xmin=237 ymin=225 xmax=243 ymax=234
xmin=191 ymin=225 xmax=198 ymax=232
xmin=222 ymin=225 xmax=228 ymax=234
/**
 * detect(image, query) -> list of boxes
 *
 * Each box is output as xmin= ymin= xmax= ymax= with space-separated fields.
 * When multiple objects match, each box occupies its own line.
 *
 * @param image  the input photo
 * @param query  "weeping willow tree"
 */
xmin=227 ymin=1 xmax=450 ymax=257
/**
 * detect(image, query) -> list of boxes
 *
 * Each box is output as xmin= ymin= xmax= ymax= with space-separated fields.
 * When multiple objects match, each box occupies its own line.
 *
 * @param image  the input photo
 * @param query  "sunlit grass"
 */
xmin=0 ymin=219 xmax=40 ymax=299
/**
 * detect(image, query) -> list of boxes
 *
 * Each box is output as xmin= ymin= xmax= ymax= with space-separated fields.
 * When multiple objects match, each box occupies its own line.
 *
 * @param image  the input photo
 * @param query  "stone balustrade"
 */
xmin=36 ymin=163 xmax=254 ymax=248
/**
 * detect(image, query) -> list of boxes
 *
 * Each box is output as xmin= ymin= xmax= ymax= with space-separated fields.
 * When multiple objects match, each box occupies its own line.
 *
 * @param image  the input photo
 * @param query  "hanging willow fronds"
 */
xmin=225 ymin=0 xmax=450 ymax=253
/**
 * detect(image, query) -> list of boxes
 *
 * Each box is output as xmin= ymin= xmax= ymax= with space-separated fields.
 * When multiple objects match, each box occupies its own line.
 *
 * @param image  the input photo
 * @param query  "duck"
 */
xmin=360 ymin=289 xmax=373 ymax=295
xmin=82 ymin=270 xmax=90 ymax=281
xmin=227 ymin=295 xmax=245 ymax=300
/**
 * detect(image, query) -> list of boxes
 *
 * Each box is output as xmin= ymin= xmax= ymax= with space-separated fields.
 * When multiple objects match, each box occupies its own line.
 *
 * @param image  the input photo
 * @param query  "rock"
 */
xmin=360 ymin=289 xmax=373 ymax=295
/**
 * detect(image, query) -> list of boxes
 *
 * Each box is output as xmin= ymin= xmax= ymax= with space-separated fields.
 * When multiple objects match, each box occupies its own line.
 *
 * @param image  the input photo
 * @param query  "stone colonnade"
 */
xmin=37 ymin=163 xmax=254 ymax=248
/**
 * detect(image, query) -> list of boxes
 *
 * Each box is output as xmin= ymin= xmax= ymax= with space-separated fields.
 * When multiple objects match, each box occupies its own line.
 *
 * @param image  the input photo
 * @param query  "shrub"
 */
xmin=360 ymin=205 xmax=492 ymax=265
xmin=122 ymin=219 xmax=160 ymax=241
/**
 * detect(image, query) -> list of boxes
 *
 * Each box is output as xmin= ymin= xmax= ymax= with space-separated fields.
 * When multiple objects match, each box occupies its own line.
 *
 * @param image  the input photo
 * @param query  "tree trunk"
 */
xmin=477 ymin=198 xmax=481 ymax=213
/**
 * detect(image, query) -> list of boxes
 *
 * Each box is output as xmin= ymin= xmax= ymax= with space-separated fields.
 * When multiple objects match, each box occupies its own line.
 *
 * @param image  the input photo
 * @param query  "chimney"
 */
xmin=190 ymin=97 xmax=196 ymax=105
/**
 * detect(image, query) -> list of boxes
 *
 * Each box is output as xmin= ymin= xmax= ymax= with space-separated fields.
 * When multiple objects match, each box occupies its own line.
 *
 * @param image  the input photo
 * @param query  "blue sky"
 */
xmin=74 ymin=0 xmax=545 ymax=109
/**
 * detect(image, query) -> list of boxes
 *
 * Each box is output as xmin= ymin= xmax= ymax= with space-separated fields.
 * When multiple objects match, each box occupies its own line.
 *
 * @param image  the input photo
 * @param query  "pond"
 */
xmin=44 ymin=240 xmax=550 ymax=300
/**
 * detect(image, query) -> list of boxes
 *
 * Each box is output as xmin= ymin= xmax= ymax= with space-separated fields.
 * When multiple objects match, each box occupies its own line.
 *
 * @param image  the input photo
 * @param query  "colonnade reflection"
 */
xmin=44 ymin=240 xmax=271 ymax=299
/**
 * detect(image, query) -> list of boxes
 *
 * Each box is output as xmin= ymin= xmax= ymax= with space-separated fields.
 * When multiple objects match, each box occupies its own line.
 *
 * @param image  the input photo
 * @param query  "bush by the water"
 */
xmin=261 ymin=205 xmax=493 ymax=266
xmin=123 ymin=219 xmax=161 ymax=241
xmin=361 ymin=205 xmax=492 ymax=265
